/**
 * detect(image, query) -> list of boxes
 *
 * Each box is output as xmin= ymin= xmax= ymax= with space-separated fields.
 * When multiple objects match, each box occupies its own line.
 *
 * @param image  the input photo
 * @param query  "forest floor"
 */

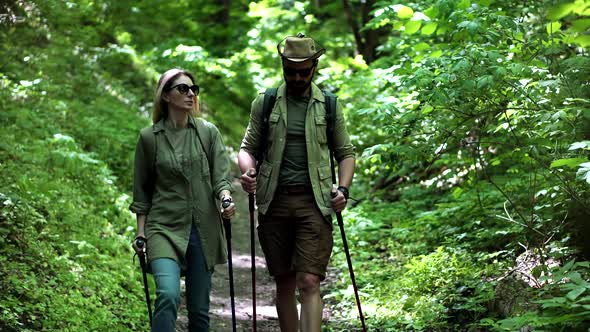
xmin=174 ymin=180 xmax=335 ymax=331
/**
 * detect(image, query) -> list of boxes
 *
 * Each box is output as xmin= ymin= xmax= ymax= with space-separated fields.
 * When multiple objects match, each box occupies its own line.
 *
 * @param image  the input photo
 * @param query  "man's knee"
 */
xmin=296 ymin=272 xmax=320 ymax=293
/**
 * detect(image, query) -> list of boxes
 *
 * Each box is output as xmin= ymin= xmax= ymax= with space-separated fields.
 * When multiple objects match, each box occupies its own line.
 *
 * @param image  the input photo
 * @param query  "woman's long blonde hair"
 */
xmin=152 ymin=68 xmax=199 ymax=124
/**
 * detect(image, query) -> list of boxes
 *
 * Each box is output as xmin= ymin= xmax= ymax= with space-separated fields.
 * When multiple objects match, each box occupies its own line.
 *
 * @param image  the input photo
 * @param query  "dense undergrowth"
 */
xmin=2 ymin=0 xmax=590 ymax=331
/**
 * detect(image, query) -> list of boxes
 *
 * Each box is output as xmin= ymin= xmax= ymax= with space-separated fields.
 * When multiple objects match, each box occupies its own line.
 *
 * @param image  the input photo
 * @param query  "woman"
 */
xmin=130 ymin=68 xmax=236 ymax=331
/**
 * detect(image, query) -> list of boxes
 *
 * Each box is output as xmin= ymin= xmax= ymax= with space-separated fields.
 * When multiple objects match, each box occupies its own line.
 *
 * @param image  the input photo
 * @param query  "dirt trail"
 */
xmin=172 ymin=180 xmax=342 ymax=331
xmin=174 ymin=182 xmax=280 ymax=331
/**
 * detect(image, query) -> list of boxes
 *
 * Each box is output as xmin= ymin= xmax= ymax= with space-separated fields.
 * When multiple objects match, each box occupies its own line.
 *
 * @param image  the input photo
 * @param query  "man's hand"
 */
xmin=330 ymin=189 xmax=347 ymax=213
xmin=240 ymin=168 xmax=257 ymax=194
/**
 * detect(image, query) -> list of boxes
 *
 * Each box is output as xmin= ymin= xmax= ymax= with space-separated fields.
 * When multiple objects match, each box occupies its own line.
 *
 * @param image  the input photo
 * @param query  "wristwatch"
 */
xmin=337 ymin=186 xmax=349 ymax=200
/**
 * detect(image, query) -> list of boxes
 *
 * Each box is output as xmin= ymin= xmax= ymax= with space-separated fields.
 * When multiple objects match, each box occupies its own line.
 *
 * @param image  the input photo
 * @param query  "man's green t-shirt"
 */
xmin=278 ymin=94 xmax=311 ymax=185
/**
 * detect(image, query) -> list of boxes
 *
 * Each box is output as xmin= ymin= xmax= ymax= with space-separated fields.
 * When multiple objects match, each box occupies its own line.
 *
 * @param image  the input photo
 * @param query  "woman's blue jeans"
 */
xmin=150 ymin=224 xmax=213 ymax=332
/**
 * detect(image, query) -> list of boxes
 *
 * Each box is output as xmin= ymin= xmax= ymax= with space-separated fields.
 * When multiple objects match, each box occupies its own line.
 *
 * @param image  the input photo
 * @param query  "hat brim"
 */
xmin=280 ymin=49 xmax=325 ymax=62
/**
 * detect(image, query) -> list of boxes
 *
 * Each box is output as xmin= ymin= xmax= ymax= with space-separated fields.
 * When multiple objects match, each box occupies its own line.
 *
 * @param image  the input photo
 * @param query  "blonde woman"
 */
xmin=130 ymin=68 xmax=235 ymax=331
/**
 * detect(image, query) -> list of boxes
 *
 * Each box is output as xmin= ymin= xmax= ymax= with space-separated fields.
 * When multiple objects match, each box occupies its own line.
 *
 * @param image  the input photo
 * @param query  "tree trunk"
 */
xmin=342 ymin=0 xmax=364 ymax=58
xmin=342 ymin=0 xmax=384 ymax=64
xmin=218 ymin=0 xmax=230 ymax=25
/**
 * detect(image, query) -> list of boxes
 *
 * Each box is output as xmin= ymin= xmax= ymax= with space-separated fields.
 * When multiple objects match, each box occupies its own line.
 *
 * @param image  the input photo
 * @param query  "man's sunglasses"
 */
xmin=168 ymin=83 xmax=200 ymax=96
xmin=283 ymin=65 xmax=315 ymax=77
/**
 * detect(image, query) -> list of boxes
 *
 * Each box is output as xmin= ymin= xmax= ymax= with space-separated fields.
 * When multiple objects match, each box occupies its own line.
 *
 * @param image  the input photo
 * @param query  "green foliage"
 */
xmin=0 ymin=132 xmax=145 ymax=330
xmin=2 ymin=0 xmax=589 ymax=330
xmin=326 ymin=193 xmax=498 ymax=331
xmin=484 ymin=261 xmax=590 ymax=331
xmin=324 ymin=0 xmax=590 ymax=330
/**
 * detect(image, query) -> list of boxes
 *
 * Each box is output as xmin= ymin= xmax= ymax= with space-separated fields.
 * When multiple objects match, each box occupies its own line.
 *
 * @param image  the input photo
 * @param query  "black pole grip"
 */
xmin=135 ymin=238 xmax=145 ymax=249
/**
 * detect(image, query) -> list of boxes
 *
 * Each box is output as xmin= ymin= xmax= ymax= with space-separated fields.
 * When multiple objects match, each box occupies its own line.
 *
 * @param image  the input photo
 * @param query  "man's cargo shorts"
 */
xmin=257 ymin=186 xmax=333 ymax=280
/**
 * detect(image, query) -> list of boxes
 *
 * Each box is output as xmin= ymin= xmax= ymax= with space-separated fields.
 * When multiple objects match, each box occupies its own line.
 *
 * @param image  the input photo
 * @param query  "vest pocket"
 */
xmin=315 ymin=115 xmax=327 ymax=144
xmin=268 ymin=112 xmax=281 ymax=142
xmin=317 ymin=165 xmax=333 ymax=208
xmin=257 ymin=162 xmax=273 ymax=205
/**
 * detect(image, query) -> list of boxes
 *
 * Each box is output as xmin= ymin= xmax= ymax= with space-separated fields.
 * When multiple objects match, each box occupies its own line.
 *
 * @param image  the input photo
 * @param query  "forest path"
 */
xmin=174 ymin=179 xmax=340 ymax=331
xmin=175 ymin=180 xmax=280 ymax=331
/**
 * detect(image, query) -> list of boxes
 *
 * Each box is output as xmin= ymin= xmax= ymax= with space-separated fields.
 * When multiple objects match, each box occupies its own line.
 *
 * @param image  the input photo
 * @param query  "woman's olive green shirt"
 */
xmin=129 ymin=117 xmax=233 ymax=271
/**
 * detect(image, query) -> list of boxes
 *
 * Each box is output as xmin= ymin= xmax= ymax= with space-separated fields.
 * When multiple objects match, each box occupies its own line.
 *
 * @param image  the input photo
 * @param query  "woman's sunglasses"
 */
xmin=283 ymin=65 xmax=315 ymax=77
xmin=168 ymin=83 xmax=200 ymax=96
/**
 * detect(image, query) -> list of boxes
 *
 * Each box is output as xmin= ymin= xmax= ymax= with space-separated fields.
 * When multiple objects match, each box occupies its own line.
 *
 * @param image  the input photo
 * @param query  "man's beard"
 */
xmin=286 ymin=79 xmax=312 ymax=95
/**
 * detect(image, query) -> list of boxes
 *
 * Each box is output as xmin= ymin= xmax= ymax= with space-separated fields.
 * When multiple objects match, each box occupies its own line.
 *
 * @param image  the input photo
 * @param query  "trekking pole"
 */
xmin=134 ymin=237 xmax=153 ymax=327
xmin=331 ymin=192 xmax=367 ymax=331
xmin=329 ymin=161 xmax=367 ymax=331
xmin=247 ymin=170 xmax=257 ymax=331
xmin=222 ymin=197 xmax=237 ymax=332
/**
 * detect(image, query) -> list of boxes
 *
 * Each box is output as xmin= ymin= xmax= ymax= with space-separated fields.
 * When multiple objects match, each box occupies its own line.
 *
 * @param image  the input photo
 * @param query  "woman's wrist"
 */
xmin=219 ymin=190 xmax=232 ymax=201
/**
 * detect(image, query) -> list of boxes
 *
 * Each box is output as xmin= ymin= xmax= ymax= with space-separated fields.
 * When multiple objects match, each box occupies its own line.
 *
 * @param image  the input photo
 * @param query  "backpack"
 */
xmin=257 ymin=87 xmax=337 ymax=170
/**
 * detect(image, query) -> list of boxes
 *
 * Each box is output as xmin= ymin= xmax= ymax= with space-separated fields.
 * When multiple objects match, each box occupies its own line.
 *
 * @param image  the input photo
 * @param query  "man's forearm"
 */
xmin=238 ymin=149 xmax=257 ymax=174
xmin=338 ymin=157 xmax=355 ymax=188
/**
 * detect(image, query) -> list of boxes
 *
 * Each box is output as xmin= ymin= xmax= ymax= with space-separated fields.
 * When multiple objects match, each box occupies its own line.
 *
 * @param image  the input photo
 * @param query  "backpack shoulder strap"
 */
xmin=194 ymin=118 xmax=213 ymax=170
xmin=262 ymin=88 xmax=278 ymax=124
xmin=257 ymin=88 xmax=278 ymax=170
xmin=322 ymin=90 xmax=337 ymax=151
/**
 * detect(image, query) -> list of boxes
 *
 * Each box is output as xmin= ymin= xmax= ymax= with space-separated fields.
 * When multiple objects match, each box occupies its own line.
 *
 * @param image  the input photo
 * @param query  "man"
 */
xmin=238 ymin=34 xmax=355 ymax=331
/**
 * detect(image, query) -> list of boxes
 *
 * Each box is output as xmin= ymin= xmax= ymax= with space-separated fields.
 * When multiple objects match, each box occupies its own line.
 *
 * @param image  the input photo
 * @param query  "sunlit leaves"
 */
xmin=576 ymin=162 xmax=590 ymax=183
xmin=569 ymin=141 xmax=590 ymax=150
xmin=573 ymin=35 xmax=590 ymax=46
xmin=547 ymin=2 xmax=578 ymax=20
xmin=546 ymin=21 xmax=562 ymax=34
xmin=550 ymin=157 xmax=588 ymax=169
xmin=404 ymin=20 xmax=422 ymax=34
xmin=394 ymin=4 xmax=414 ymax=19
xmin=421 ymin=22 xmax=438 ymax=35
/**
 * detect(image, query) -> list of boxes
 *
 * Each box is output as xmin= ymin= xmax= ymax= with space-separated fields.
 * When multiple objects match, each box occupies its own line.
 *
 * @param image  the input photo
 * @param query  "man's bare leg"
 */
xmin=276 ymin=273 xmax=298 ymax=332
xmin=297 ymin=272 xmax=322 ymax=332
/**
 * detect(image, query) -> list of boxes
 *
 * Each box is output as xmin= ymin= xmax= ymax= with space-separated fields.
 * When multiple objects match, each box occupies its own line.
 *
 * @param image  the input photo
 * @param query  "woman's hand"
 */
xmin=220 ymin=195 xmax=236 ymax=219
xmin=133 ymin=235 xmax=147 ymax=255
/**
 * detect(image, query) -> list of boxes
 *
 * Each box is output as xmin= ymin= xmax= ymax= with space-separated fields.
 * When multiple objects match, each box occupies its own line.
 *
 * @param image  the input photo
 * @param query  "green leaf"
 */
xmin=476 ymin=75 xmax=493 ymax=89
xmin=395 ymin=5 xmax=414 ymax=19
xmin=550 ymin=158 xmax=588 ymax=169
xmin=422 ymin=105 xmax=434 ymax=114
xmin=458 ymin=0 xmax=471 ymax=10
xmin=414 ymin=42 xmax=430 ymax=51
xmin=573 ymin=35 xmax=590 ymax=47
xmin=425 ymin=6 xmax=439 ymax=19
xmin=569 ymin=19 xmax=590 ymax=33
xmin=577 ymin=162 xmax=590 ymax=184
xmin=566 ymin=286 xmax=586 ymax=301
xmin=421 ymin=22 xmax=437 ymax=35
xmin=547 ymin=3 xmax=576 ymax=20
xmin=404 ymin=21 xmax=422 ymax=34
xmin=476 ymin=0 xmax=494 ymax=6
xmin=393 ymin=21 xmax=404 ymax=31
xmin=546 ymin=21 xmax=562 ymax=34
xmin=429 ymin=50 xmax=443 ymax=58
xmin=569 ymin=141 xmax=590 ymax=150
